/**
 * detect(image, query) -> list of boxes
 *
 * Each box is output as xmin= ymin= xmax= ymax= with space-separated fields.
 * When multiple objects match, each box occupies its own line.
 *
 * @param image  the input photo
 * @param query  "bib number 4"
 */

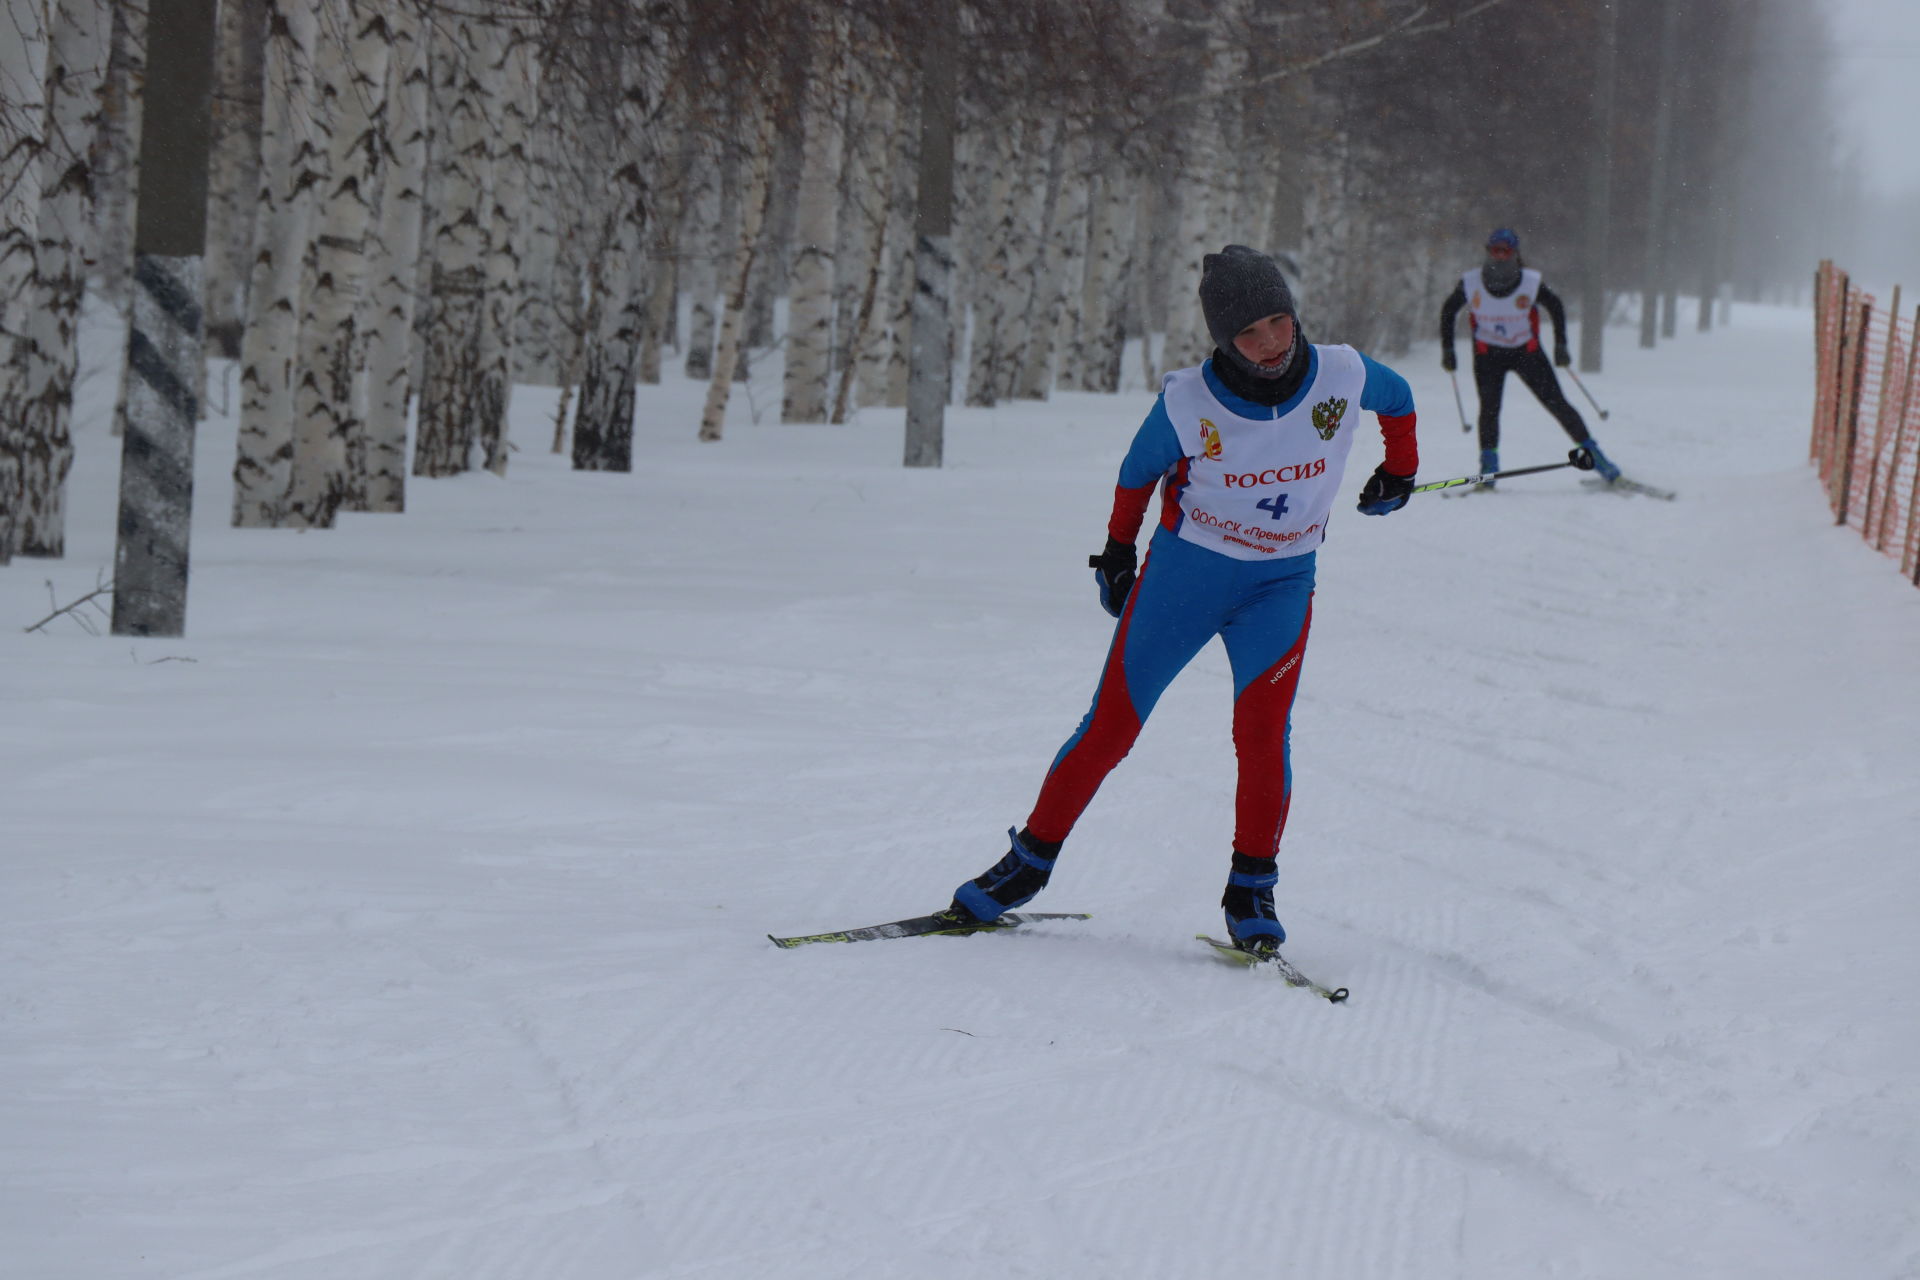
xmin=1256 ymin=494 xmax=1291 ymax=520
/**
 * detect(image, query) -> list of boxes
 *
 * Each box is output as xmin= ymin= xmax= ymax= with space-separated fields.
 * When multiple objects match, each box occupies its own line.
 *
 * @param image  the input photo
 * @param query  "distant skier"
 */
xmin=1440 ymin=227 xmax=1619 ymax=486
xmin=944 ymin=245 xmax=1419 ymax=953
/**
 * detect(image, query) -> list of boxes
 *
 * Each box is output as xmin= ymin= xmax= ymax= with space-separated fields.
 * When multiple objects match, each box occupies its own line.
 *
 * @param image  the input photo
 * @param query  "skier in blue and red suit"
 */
xmin=947 ymin=245 xmax=1419 ymax=952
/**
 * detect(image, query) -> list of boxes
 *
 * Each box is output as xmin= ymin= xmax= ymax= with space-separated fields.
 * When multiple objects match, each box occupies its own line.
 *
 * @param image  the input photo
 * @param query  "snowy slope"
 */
xmin=4 ymin=302 xmax=1918 ymax=1280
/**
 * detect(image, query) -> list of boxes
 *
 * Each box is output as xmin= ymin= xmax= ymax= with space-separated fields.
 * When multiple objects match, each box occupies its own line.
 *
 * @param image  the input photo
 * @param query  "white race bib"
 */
xmin=1159 ymin=347 xmax=1369 ymax=561
xmin=1463 ymin=267 xmax=1542 ymax=348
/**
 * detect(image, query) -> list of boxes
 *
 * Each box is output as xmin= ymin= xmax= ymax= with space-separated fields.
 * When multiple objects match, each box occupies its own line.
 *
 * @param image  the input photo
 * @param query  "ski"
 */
xmin=769 ymin=910 xmax=1091 ymax=949
xmin=1582 ymin=476 xmax=1677 ymax=501
xmin=1197 ymin=934 xmax=1349 ymax=1003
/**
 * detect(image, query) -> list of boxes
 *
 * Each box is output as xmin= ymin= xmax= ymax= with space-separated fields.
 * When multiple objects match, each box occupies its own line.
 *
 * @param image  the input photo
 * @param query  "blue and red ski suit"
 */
xmin=1025 ymin=348 xmax=1417 ymax=858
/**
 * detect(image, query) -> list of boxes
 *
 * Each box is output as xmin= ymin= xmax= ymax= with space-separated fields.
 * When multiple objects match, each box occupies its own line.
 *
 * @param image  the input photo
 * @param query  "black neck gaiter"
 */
xmin=1210 ymin=329 xmax=1310 ymax=408
xmin=1482 ymin=257 xmax=1522 ymax=296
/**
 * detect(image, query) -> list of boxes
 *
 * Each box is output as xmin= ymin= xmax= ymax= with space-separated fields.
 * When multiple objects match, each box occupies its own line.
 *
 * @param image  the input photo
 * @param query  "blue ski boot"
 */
xmin=1576 ymin=437 xmax=1621 ymax=483
xmin=1478 ymin=447 xmax=1498 ymax=490
xmin=1222 ymin=852 xmax=1285 ymax=952
xmin=951 ymin=827 xmax=1061 ymax=924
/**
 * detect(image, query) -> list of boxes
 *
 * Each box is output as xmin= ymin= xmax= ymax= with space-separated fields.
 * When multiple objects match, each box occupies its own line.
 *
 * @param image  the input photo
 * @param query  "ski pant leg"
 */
xmin=1472 ymin=350 xmax=1509 ymax=452
xmin=1025 ymin=533 xmax=1228 ymax=844
xmin=1513 ymin=348 xmax=1590 ymax=442
xmin=1217 ymin=555 xmax=1317 ymax=858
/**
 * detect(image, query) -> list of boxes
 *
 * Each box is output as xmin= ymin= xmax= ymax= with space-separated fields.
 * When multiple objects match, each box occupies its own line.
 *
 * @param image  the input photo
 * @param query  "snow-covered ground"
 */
xmin=5 ymin=300 xmax=1918 ymax=1280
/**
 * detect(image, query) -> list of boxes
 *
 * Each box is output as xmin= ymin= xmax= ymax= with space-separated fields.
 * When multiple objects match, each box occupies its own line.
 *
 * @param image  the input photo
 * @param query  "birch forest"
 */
xmin=0 ymin=0 xmax=1853 ymax=563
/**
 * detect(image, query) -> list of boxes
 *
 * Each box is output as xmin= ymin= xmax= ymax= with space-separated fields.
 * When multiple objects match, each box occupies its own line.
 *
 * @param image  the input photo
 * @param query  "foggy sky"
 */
xmin=1823 ymin=0 xmax=1920 ymax=194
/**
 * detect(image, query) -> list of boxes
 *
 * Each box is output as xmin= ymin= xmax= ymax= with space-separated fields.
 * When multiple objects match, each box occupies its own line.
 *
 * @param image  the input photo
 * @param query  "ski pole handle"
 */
xmin=1564 ymin=365 xmax=1609 ymax=419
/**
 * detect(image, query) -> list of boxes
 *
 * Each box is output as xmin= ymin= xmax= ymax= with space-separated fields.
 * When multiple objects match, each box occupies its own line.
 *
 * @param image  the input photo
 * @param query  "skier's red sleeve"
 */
xmin=1379 ymin=412 xmax=1418 ymax=477
xmin=1106 ymin=482 xmax=1157 ymax=544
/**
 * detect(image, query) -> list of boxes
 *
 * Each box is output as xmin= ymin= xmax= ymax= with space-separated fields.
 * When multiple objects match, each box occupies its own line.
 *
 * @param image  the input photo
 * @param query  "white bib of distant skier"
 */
xmin=1159 ymin=346 xmax=1368 ymax=561
xmin=1463 ymin=267 xmax=1542 ymax=348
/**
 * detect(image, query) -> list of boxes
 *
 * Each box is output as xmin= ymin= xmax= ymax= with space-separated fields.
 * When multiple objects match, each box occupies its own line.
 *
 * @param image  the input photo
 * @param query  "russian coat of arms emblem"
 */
xmin=1310 ymin=397 xmax=1347 ymax=441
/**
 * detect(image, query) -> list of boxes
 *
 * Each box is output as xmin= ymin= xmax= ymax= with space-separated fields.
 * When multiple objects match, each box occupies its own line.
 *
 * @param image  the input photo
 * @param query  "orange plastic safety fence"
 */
xmin=1810 ymin=260 xmax=1920 ymax=587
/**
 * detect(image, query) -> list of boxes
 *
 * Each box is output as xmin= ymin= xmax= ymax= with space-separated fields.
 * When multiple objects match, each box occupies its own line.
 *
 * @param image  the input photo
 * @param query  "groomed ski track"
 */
xmin=5 ymin=301 xmax=1918 ymax=1279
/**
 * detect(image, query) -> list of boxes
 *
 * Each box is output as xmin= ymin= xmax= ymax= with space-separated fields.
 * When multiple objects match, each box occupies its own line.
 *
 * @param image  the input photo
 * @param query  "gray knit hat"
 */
xmin=1198 ymin=245 xmax=1297 ymax=355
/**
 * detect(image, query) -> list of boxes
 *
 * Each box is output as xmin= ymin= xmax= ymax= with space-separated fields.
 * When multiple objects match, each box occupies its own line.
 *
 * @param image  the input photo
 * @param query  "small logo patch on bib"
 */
xmin=1310 ymin=397 xmax=1348 ymax=441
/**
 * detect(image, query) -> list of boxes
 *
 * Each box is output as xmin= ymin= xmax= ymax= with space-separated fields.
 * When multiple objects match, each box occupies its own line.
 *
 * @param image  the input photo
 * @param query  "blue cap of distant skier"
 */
xmin=1486 ymin=227 xmax=1520 ymax=255
xmin=1200 ymin=245 xmax=1300 ymax=381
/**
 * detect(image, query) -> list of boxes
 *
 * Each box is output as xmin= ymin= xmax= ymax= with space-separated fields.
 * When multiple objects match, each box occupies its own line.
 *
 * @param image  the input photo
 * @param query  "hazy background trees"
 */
xmin=0 ymin=0 xmax=1882 ymax=561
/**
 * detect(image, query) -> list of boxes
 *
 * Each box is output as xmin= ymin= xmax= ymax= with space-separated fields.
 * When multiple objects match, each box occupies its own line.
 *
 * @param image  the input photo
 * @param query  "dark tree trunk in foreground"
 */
xmin=112 ymin=0 xmax=216 ymax=638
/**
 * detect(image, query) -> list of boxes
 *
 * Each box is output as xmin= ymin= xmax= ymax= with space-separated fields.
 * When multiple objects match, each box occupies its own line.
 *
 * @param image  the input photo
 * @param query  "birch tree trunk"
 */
xmin=902 ymin=4 xmax=956 ymax=468
xmin=962 ymin=113 xmax=1055 ymax=405
xmin=992 ymin=118 xmax=1053 ymax=402
xmin=512 ymin=95 xmax=561 ymax=387
xmin=961 ymin=118 xmax=1019 ymax=407
xmin=867 ymin=101 xmax=916 ymax=409
xmin=681 ymin=139 xmax=722 ymax=379
xmin=572 ymin=247 xmax=642 ymax=470
xmin=1168 ymin=21 xmax=1238 ymax=369
xmin=0 ymin=0 xmax=49 ymax=232
xmin=781 ymin=18 xmax=845 ymax=425
xmin=90 ymin=0 xmax=144 ymax=313
xmin=230 ymin=0 xmax=319 ymax=526
xmin=1131 ymin=183 xmax=1159 ymax=388
xmin=636 ymin=141 xmax=684 ymax=387
xmin=0 ymin=1 xmax=50 ymax=478
xmin=1639 ymin=0 xmax=1682 ymax=349
xmin=1062 ymin=162 xmax=1134 ymax=394
xmin=947 ymin=96 xmax=987 ymax=357
xmin=357 ymin=0 xmax=425 ymax=513
xmin=699 ymin=104 xmax=776 ymax=442
xmin=1015 ymin=127 xmax=1085 ymax=401
xmin=413 ymin=8 xmax=498 ymax=477
xmin=1092 ymin=184 xmax=1139 ymax=394
xmin=109 ymin=0 xmax=216 ymax=638
xmin=202 ymin=0 xmax=264 ymax=360
xmin=474 ymin=18 xmax=530 ymax=476
xmin=0 ymin=0 xmax=109 ymax=559
xmin=571 ymin=37 xmax=661 ymax=471
xmin=831 ymin=57 xmax=896 ymax=423
xmin=284 ymin=0 xmax=388 ymax=528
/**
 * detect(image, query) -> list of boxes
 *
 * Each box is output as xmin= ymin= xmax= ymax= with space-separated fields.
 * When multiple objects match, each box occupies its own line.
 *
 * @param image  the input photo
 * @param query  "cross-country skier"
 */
xmin=1439 ymin=227 xmax=1620 ymax=487
xmin=945 ymin=245 xmax=1419 ymax=953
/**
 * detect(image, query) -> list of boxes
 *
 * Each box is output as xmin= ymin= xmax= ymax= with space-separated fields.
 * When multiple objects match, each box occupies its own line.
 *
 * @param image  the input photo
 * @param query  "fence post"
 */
xmin=1819 ymin=270 xmax=1851 ymax=479
xmin=1834 ymin=299 xmax=1872 ymax=524
xmin=1811 ymin=263 xmax=1832 ymax=464
xmin=1835 ymin=297 xmax=1866 ymax=521
xmin=1861 ymin=285 xmax=1902 ymax=537
xmin=1905 ymin=377 xmax=1920 ymax=578
xmin=1880 ymin=302 xmax=1920 ymax=554
xmin=1820 ymin=283 xmax=1848 ymax=496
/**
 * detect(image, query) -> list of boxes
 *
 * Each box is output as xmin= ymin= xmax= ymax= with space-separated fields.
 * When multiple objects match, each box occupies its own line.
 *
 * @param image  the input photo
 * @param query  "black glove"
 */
xmin=1554 ymin=345 xmax=1571 ymax=367
xmin=1088 ymin=537 xmax=1137 ymax=617
xmin=1441 ymin=350 xmax=1457 ymax=373
xmin=1356 ymin=466 xmax=1414 ymax=516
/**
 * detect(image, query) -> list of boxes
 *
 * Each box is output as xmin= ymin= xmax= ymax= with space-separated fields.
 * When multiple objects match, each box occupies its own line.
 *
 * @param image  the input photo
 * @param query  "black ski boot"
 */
xmin=950 ymin=827 xmax=1062 ymax=924
xmin=1222 ymin=851 xmax=1286 ymax=952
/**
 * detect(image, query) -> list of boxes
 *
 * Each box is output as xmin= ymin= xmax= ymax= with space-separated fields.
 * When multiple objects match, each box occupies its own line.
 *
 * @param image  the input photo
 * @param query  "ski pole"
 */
xmin=1563 ymin=365 xmax=1610 ymax=420
xmin=1411 ymin=448 xmax=1598 ymax=496
xmin=1449 ymin=369 xmax=1471 ymax=433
